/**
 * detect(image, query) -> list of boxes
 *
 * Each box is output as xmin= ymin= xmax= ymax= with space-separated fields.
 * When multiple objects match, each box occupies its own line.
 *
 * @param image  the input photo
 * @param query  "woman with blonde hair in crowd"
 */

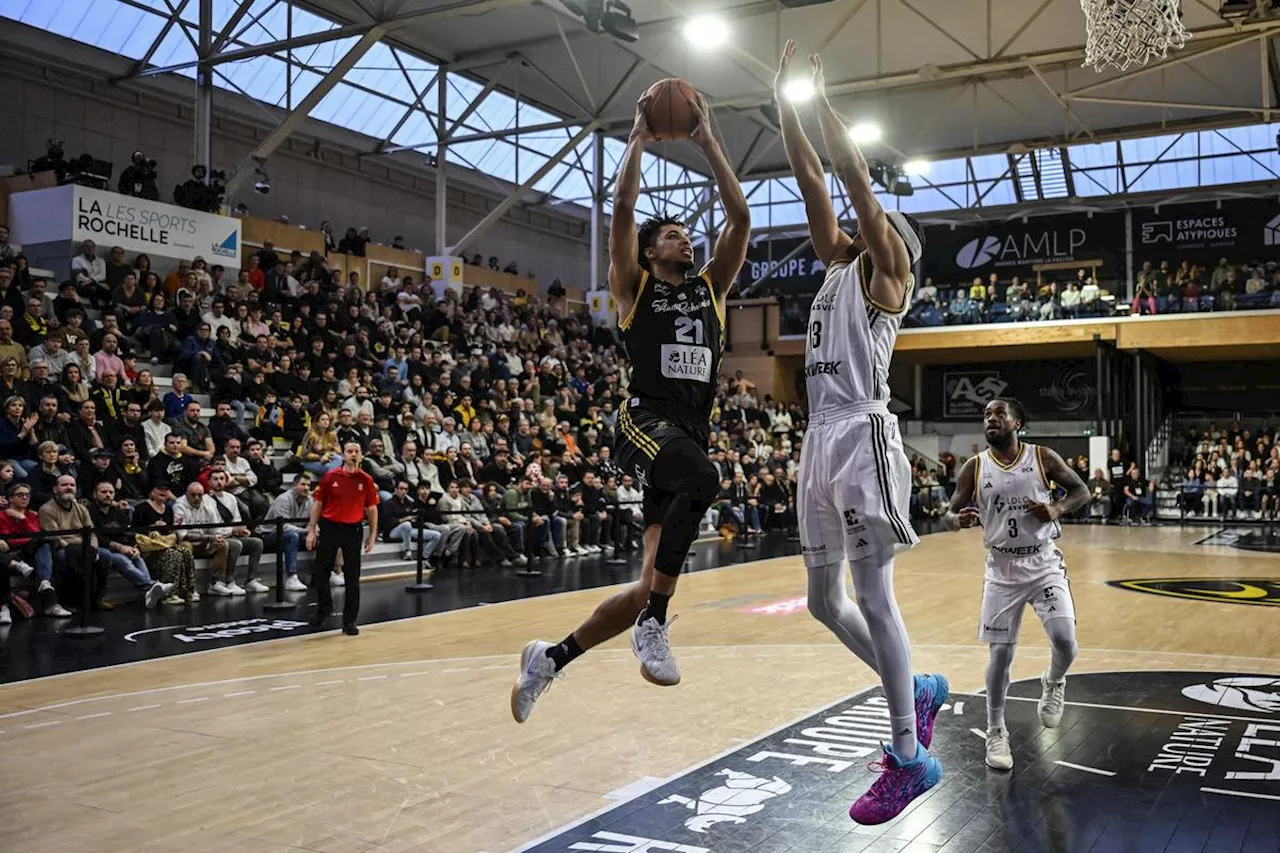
xmin=300 ymin=411 xmax=341 ymax=476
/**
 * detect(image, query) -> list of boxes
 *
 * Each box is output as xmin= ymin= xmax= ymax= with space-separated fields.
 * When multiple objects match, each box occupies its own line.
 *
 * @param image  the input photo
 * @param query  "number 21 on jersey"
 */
xmin=662 ymin=317 xmax=713 ymax=383
xmin=675 ymin=316 xmax=705 ymax=345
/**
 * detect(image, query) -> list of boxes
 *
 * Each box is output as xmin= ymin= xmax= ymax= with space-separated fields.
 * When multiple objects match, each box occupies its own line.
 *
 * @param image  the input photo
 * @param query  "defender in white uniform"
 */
xmin=775 ymin=40 xmax=946 ymax=826
xmin=945 ymin=398 xmax=1090 ymax=771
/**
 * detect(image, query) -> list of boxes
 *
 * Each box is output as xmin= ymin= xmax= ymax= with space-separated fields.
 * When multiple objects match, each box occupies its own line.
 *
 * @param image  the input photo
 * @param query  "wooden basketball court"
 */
xmin=2 ymin=526 xmax=1277 ymax=853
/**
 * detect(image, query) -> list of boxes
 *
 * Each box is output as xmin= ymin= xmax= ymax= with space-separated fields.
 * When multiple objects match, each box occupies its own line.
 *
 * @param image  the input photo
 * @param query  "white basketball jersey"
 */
xmin=804 ymin=253 xmax=909 ymax=413
xmin=975 ymin=443 xmax=1062 ymax=562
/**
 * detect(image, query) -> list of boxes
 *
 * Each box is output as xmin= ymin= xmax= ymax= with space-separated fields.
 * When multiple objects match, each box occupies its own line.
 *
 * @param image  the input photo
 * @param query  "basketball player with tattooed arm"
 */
xmin=944 ymin=398 xmax=1088 ymax=771
xmin=776 ymin=39 xmax=948 ymax=824
xmin=511 ymin=88 xmax=750 ymax=722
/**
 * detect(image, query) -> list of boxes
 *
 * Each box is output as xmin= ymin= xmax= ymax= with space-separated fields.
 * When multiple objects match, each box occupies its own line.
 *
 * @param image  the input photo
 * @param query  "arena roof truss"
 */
xmin=6 ymin=0 xmax=1280 ymax=244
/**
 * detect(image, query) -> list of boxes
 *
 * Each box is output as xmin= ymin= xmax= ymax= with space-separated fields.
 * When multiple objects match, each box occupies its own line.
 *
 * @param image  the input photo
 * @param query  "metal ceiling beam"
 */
xmin=449 ymin=122 xmax=598 ymax=255
xmin=125 ymin=21 xmax=373 ymax=80
xmin=443 ymin=59 xmax=512 ymax=140
xmin=122 ymin=0 xmax=531 ymax=81
xmin=521 ymin=54 xmax=595 ymax=117
xmin=554 ymin=16 xmax=596 ymax=115
xmin=1070 ymin=95 xmax=1269 ymax=113
xmin=211 ymin=0 xmax=258 ymax=52
xmin=224 ymin=25 xmax=387 ymax=198
xmin=131 ymin=0 xmax=194 ymax=73
xmin=992 ymin=0 xmax=1055 ymax=58
xmin=1066 ymin=31 xmax=1271 ymax=98
xmin=370 ymin=56 xmax=441 ymax=154
xmin=1027 ymin=64 xmax=1096 ymax=142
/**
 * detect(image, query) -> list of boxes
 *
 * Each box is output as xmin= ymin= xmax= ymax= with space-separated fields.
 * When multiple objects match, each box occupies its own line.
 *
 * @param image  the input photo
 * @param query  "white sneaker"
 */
xmin=0 ymin=604 xmax=10 ymax=625
xmin=11 ymin=560 xmax=33 ymax=578
xmin=500 ymin=558 xmax=513 ymax=567
xmin=245 ymin=579 xmax=270 ymax=594
xmin=573 ymin=547 xmax=587 ymax=556
xmin=187 ymin=590 xmax=202 ymax=603
xmin=208 ymin=581 xmax=232 ymax=597
xmin=589 ymin=545 xmax=602 ymax=553
xmin=630 ymin=614 xmax=681 ymax=686
xmin=160 ymin=582 xmax=174 ymax=596
xmin=1038 ymin=671 xmax=1066 ymax=728
xmin=510 ymin=639 xmax=561 ymax=723
xmin=226 ymin=582 xmax=247 ymax=596
xmin=330 ymin=572 xmax=345 ymax=587
xmin=514 ymin=554 xmax=528 ymax=566
xmin=285 ymin=575 xmax=307 ymax=592
xmin=144 ymin=582 xmax=165 ymax=610
xmin=403 ymin=550 xmax=414 ymax=561
xmin=985 ymin=726 xmax=1013 ymax=770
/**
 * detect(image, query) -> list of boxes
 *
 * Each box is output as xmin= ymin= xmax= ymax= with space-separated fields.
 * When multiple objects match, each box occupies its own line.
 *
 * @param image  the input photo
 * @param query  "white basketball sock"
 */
xmin=849 ymin=554 xmax=917 ymax=760
xmin=986 ymin=642 xmax=1016 ymax=730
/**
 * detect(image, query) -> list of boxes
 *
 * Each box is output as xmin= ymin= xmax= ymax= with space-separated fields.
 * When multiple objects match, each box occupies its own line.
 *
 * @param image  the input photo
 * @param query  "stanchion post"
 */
xmin=405 ymin=510 xmax=433 ymax=593
xmin=263 ymin=516 xmax=295 ymax=612
xmin=65 ymin=526 xmax=104 ymax=637
xmin=605 ymin=500 xmax=631 ymax=565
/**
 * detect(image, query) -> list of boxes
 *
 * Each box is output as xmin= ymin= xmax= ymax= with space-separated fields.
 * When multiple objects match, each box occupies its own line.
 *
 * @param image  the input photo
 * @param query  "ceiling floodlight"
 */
xmin=685 ymin=14 xmax=729 ymax=47
xmin=849 ymin=122 xmax=881 ymax=144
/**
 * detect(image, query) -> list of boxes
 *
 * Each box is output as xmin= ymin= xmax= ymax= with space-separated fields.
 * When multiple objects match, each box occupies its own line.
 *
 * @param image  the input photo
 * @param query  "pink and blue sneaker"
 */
xmin=914 ymin=673 xmax=950 ymax=748
xmin=848 ymin=743 xmax=943 ymax=825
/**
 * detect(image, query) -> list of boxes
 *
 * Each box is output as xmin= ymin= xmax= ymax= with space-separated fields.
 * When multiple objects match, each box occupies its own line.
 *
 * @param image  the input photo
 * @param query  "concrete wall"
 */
xmin=0 ymin=38 xmax=593 ymax=290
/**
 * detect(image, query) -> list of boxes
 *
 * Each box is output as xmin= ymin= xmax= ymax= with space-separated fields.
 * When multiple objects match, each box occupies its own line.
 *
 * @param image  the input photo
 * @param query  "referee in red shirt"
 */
xmin=307 ymin=441 xmax=379 ymax=635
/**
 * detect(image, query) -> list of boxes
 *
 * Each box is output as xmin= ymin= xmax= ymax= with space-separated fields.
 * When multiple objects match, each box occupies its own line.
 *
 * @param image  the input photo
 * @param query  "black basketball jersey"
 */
xmin=618 ymin=269 xmax=724 ymax=425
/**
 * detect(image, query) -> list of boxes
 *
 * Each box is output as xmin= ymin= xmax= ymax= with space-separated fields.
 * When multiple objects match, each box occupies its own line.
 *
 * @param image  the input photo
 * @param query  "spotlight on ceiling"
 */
xmin=902 ymin=159 xmax=931 ymax=176
xmin=685 ymin=14 xmax=729 ymax=46
xmin=849 ymin=122 xmax=882 ymax=144
xmin=782 ymin=78 xmax=814 ymax=102
xmin=602 ymin=0 xmax=638 ymax=42
xmin=563 ymin=0 xmax=638 ymax=42
xmin=1218 ymin=0 xmax=1253 ymax=18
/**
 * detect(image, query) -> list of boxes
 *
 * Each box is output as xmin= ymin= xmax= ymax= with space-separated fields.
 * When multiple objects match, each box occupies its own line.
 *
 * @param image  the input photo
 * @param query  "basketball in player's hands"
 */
xmin=643 ymin=78 xmax=700 ymax=141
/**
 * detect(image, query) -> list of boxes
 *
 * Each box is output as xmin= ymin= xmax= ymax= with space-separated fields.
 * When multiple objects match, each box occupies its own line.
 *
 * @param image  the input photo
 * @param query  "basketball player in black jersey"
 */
xmin=511 ymin=91 xmax=750 ymax=722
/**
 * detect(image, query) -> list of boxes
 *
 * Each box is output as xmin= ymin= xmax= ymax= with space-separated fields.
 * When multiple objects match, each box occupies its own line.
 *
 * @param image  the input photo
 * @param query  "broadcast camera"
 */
xmin=118 ymin=150 xmax=160 ymax=201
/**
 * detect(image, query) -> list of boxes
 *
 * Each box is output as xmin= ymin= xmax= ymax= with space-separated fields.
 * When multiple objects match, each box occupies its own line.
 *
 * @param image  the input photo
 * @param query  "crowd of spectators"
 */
xmin=902 ymin=257 xmax=1280 ymax=329
xmin=1168 ymin=421 xmax=1280 ymax=520
xmin=0 ymin=229 xmax=803 ymax=628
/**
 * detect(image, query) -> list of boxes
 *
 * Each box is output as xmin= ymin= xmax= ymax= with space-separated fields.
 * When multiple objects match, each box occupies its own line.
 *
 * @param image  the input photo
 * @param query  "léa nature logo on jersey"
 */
xmin=1110 ymin=577 xmax=1280 ymax=607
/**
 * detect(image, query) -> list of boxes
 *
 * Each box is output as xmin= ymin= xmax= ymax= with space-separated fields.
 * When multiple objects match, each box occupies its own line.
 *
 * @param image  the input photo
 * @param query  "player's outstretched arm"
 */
xmin=609 ymin=98 xmax=654 ymax=320
xmin=809 ymin=54 xmax=911 ymax=305
xmin=688 ymin=94 xmax=750 ymax=300
xmin=943 ymin=457 xmax=980 ymax=532
xmin=775 ymin=39 xmax=852 ymax=267
xmin=1029 ymin=447 xmax=1090 ymax=522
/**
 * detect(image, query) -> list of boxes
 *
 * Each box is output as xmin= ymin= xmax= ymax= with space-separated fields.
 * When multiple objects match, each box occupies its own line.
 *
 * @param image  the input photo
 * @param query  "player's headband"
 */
xmin=886 ymin=211 xmax=922 ymax=266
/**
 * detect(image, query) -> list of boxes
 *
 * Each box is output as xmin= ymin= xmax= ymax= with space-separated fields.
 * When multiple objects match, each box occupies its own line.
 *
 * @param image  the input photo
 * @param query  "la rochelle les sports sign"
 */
xmin=72 ymin=185 xmax=241 ymax=260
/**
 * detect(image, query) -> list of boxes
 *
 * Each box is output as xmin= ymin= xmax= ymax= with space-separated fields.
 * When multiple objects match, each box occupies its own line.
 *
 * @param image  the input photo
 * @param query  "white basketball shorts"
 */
xmin=979 ymin=555 xmax=1075 ymax=643
xmin=798 ymin=403 xmax=918 ymax=568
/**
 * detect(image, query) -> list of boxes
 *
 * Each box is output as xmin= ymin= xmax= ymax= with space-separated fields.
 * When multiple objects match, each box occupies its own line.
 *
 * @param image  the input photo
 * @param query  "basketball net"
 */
xmin=1081 ymin=0 xmax=1191 ymax=72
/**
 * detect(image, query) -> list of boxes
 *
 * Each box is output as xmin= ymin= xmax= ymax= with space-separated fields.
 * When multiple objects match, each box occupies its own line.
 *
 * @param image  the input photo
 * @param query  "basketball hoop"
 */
xmin=1081 ymin=0 xmax=1191 ymax=72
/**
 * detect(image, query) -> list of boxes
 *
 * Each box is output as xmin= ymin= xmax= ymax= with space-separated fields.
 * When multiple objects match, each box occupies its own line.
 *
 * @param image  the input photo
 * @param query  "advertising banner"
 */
xmin=921 ymin=212 xmax=1127 ymax=285
xmin=70 ymin=185 xmax=241 ymax=260
xmin=1130 ymin=197 xmax=1280 ymax=267
xmin=926 ymin=360 xmax=1097 ymax=421
xmin=742 ymin=236 xmax=827 ymax=295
